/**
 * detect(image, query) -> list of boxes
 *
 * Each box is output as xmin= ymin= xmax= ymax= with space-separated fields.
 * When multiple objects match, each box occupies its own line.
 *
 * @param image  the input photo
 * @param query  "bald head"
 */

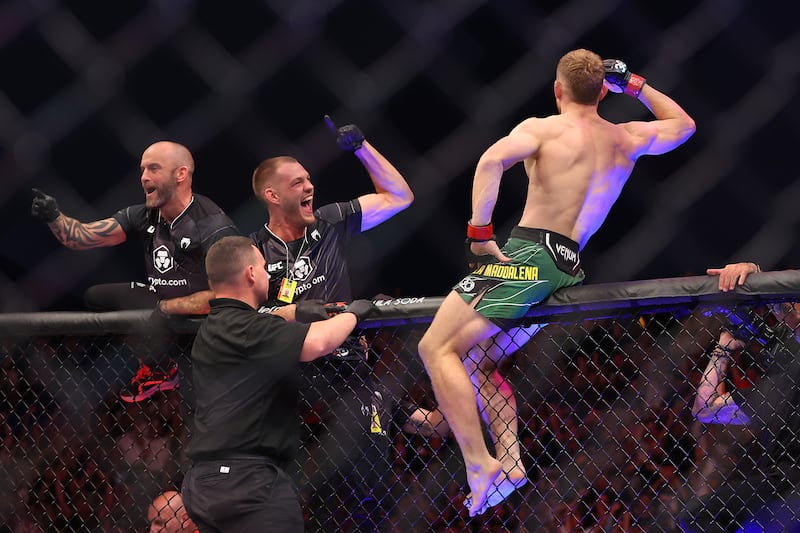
xmin=140 ymin=141 xmax=196 ymax=218
xmin=144 ymin=141 xmax=195 ymax=177
xmin=148 ymin=491 xmax=195 ymax=532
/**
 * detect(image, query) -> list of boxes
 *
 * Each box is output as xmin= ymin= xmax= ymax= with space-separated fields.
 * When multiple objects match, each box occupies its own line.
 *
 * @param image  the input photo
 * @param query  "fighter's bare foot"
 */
xmin=464 ymin=459 xmax=502 ymax=517
xmin=486 ymin=468 xmax=527 ymax=508
xmin=466 ymin=466 xmax=527 ymax=515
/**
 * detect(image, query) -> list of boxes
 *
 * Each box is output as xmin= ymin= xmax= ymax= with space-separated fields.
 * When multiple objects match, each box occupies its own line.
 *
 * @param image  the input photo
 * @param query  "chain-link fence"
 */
xmin=2 ymin=272 xmax=800 ymax=532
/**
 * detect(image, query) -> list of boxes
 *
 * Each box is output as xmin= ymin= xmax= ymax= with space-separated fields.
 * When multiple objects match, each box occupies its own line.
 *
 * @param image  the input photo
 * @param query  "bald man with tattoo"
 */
xmin=32 ymin=141 xmax=240 ymax=402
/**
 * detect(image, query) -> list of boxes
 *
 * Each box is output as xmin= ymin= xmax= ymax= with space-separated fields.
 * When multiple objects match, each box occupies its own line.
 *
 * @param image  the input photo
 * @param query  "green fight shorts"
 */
xmin=454 ymin=227 xmax=585 ymax=326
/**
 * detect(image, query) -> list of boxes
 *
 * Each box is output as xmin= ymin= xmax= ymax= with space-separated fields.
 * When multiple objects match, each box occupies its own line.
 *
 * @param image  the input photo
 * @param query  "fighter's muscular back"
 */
xmin=472 ymin=81 xmax=694 ymax=257
xmin=517 ymin=112 xmax=640 ymax=250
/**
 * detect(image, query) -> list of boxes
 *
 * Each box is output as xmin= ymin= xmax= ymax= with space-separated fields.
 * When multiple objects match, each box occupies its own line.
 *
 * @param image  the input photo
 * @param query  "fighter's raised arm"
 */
xmin=603 ymin=59 xmax=696 ymax=157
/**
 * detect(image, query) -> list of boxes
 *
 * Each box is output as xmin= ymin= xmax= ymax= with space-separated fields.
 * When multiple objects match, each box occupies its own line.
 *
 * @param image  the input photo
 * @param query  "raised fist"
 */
xmin=31 ymin=188 xmax=61 ymax=223
xmin=324 ymin=114 xmax=364 ymax=151
xmin=602 ymin=59 xmax=646 ymax=98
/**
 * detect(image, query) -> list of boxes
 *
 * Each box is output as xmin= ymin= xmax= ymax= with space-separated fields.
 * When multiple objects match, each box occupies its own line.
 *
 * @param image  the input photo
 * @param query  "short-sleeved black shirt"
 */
xmin=113 ymin=194 xmax=239 ymax=299
xmin=187 ymin=298 xmax=311 ymax=464
xmin=249 ymin=200 xmax=362 ymax=305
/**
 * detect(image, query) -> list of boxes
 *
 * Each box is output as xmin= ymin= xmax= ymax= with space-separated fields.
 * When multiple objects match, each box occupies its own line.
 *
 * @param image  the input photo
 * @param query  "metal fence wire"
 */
xmin=2 ymin=275 xmax=800 ymax=532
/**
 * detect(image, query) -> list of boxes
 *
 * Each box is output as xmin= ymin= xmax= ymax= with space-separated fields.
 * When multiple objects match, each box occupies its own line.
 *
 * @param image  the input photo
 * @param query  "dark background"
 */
xmin=1 ymin=0 xmax=798 ymax=312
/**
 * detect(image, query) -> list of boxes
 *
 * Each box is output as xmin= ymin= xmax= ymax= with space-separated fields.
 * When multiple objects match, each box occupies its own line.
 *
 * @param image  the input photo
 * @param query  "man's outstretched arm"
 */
xmin=32 ymin=189 xmax=126 ymax=250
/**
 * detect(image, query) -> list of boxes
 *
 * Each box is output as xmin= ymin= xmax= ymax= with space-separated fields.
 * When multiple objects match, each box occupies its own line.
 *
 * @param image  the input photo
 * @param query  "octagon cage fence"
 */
xmin=1 ymin=271 xmax=800 ymax=532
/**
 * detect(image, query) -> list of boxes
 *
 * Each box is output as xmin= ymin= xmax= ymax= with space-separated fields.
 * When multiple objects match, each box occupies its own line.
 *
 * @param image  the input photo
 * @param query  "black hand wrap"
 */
xmin=295 ymin=299 xmax=331 ymax=323
xmin=344 ymin=299 xmax=375 ymax=323
xmin=324 ymin=114 xmax=364 ymax=151
xmin=602 ymin=59 xmax=646 ymax=98
xmin=31 ymin=188 xmax=61 ymax=223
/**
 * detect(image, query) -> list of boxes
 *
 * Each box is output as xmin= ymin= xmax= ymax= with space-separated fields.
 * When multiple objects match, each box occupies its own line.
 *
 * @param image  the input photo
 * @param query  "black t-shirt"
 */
xmin=187 ymin=298 xmax=311 ymax=463
xmin=113 ymin=194 xmax=239 ymax=299
xmin=249 ymin=200 xmax=362 ymax=305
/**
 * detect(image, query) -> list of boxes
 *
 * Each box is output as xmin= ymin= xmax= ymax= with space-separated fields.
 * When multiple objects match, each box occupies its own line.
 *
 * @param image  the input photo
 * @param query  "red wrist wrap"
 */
xmin=467 ymin=222 xmax=493 ymax=241
xmin=625 ymin=73 xmax=646 ymax=98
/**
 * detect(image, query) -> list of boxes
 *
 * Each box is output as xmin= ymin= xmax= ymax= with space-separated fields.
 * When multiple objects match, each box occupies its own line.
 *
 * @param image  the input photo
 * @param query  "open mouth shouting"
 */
xmin=300 ymin=195 xmax=313 ymax=214
xmin=143 ymin=184 xmax=160 ymax=205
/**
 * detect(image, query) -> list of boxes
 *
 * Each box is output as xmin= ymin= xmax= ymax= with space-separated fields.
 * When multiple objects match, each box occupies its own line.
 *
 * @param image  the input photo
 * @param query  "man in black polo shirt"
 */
xmin=31 ymin=141 xmax=239 ymax=402
xmin=249 ymin=117 xmax=413 ymax=531
xmin=181 ymin=236 xmax=374 ymax=532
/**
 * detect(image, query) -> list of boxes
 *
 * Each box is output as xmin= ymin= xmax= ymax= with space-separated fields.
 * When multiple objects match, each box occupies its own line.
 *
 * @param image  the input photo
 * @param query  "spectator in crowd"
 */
xmin=31 ymin=141 xmax=239 ymax=402
xmin=113 ymin=393 xmax=185 ymax=529
xmin=26 ymin=451 xmax=115 ymax=532
xmin=249 ymin=115 xmax=413 ymax=531
xmin=148 ymin=490 xmax=197 ymax=533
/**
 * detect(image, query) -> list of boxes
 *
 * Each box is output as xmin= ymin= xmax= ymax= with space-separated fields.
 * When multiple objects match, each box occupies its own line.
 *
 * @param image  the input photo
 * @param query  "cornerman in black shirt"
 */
xmin=31 ymin=141 xmax=239 ymax=402
xmin=250 ymin=116 xmax=413 ymax=531
xmin=182 ymin=236 xmax=374 ymax=533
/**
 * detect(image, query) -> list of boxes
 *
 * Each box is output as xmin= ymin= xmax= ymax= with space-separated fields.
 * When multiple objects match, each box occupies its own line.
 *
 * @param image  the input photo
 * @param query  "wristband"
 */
xmin=467 ymin=222 xmax=493 ymax=241
xmin=625 ymin=74 xmax=646 ymax=98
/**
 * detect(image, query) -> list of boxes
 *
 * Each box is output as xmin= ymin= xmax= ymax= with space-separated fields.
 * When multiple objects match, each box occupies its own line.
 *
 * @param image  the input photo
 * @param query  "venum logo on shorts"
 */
xmin=457 ymin=277 xmax=476 ymax=292
xmin=291 ymin=255 xmax=313 ymax=281
xmin=153 ymin=245 xmax=174 ymax=274
xmin=555 ymin=243 xmax=577 ymax=263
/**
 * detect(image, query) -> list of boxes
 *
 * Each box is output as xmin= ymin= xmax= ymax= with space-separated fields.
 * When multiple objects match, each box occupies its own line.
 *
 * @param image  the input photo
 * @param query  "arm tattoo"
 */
xmin=52 ymin=217 xmax=122 ymax=250
xmin=163 ymin=290 xmax=213 ymax=316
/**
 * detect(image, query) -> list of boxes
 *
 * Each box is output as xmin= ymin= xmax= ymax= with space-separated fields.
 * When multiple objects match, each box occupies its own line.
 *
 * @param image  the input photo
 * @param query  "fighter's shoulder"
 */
xmin=511 ymin=116 xmax=553 ymax=130
xmin=509 ymin=115 xmax=569 ymax=138
xmin=606 ymin=118 xmax=660 ymax=155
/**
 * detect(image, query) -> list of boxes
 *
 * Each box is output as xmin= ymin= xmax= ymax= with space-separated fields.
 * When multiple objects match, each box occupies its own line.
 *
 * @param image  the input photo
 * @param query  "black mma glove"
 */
xmin=324 ymin=114 xmax=365 ymax=151
xmin=465 ymin=222 xmax=496 ymax=268
xmin=31 ymin=188 xmax=61 ymax=223
xmin=295 ymin=299 xmax=331 ymax=323
xmin=602 ymin=59 xmax=646 ymax=98
xmin=343 ymin=299 xmax=375 ymax=323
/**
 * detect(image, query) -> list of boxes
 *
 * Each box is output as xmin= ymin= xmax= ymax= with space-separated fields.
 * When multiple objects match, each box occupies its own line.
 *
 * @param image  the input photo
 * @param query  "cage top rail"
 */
xmin=2 ymin=271 xmax=799 ymax=336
